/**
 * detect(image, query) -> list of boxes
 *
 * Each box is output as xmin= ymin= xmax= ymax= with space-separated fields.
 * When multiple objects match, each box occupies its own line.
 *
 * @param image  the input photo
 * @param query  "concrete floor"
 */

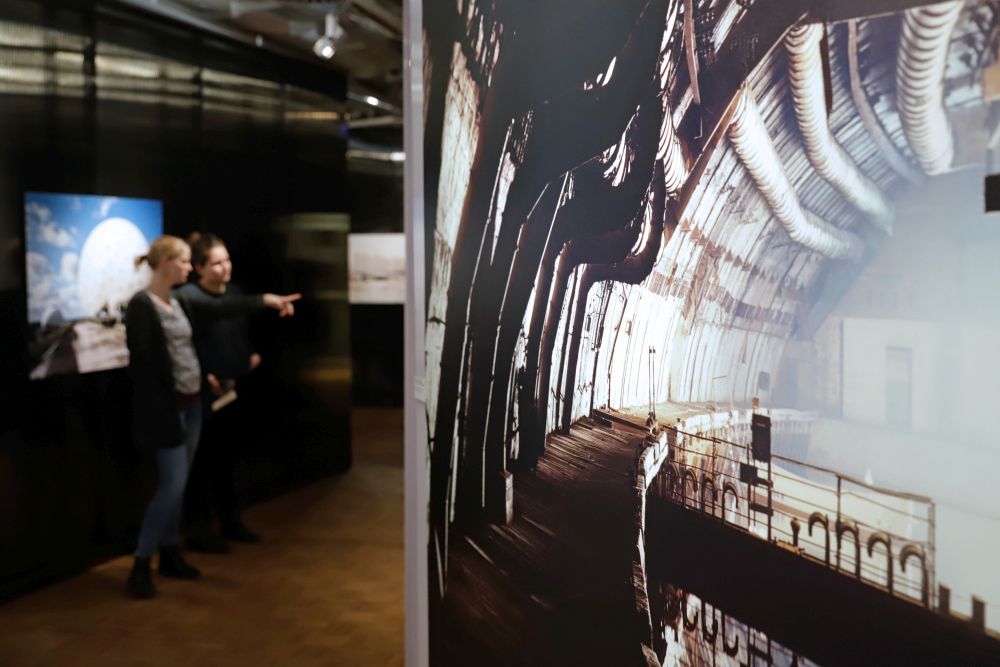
xmin=0 ymin=407 xmax=405 ymax=667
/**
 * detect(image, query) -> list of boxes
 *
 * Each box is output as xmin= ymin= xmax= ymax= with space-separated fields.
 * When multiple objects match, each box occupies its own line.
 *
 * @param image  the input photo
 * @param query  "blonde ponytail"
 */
xmin=136 ymin=236 xmax=188 ymax=270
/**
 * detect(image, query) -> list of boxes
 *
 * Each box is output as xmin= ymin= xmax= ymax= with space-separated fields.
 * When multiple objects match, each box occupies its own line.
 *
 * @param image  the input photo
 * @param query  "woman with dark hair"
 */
xmin=124 ymin=235 xmax=300 ymax=598
xmin=177 ymin=232 xmax=265 ymax=552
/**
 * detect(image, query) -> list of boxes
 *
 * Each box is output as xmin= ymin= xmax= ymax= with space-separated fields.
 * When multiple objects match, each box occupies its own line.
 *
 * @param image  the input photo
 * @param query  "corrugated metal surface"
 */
xmin=567 ymin=2 xmax=984 ymax=420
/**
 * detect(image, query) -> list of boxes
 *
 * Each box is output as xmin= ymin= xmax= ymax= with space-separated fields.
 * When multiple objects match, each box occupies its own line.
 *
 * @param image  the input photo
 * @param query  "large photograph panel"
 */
xmin=25 ymin=193 xmax=163 ymax=379
xmin=423 ymin=1 xmax=1000 ymax=665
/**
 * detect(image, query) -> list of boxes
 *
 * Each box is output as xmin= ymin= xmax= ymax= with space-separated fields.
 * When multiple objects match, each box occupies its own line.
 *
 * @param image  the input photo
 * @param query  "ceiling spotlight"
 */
xmin=366 ymin=96 xmax=380 ymax=107
xmin=314 ymin=38 xmax=335 ymax=59
xmin=313 ymin=13 xmax=344 ymax=60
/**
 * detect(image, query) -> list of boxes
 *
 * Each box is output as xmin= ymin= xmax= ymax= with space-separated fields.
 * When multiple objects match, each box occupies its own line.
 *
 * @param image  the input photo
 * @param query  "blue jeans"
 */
xmin=135 ymin=401 xmax=203 ymax=558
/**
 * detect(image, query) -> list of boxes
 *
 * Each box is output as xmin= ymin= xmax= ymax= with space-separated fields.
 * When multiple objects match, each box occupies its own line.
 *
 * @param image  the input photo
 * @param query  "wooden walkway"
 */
xmin=0 ymin=408 xmax=405 ymax=667
xmin=433 ymin=416 xmax=648 ymax=667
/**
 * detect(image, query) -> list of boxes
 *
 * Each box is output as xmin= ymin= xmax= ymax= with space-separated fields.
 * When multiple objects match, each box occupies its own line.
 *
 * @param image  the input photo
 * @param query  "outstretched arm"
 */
xmin=175 ymin=291 xmax=302 ymax=318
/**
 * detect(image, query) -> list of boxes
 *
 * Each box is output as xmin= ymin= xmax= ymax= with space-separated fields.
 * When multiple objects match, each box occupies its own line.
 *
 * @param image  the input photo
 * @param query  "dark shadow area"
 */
xmin=645 ymin=496 xmax=1000 ymax=667
xmin=351 ymin=304 xmax=404 ymax=407
xmin=349 ymin=170 xmax=405 ymax=234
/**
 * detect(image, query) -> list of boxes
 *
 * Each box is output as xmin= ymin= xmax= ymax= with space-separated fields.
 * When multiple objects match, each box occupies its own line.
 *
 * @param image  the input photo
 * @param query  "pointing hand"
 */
xmin=263 ymin=293 xmax=302 ymax=317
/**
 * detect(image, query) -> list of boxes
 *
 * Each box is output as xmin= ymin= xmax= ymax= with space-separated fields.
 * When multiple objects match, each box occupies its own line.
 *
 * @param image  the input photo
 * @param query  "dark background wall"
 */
xmin=348 ymin=167 xmax=404 ymax=407
xmin=0 ymin=2 xmax=351 ymax=602
xmin=350 ymin=304 xmax=404 ymax=406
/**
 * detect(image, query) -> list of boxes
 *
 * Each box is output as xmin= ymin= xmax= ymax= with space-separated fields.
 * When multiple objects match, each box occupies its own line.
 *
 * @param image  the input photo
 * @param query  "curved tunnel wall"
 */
xmin=421 ymin=1 xmax=985 ymax=663
xmin=556 ymin=19 xmax=911 ymax=428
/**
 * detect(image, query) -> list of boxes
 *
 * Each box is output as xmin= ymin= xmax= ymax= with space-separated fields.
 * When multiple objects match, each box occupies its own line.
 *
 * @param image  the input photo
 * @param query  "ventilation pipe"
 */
xmin=656 ymin=0 xmax=689 ymax=196
xmin=533 ymin=212 xmax=644 ymax=445
xmin=729 ymin=85 xmax=864 ymax=263
xmin=847 ymin=20 xmax=925 ymax=186
xmin=519 ymin=83 xmax=664 ymax=467
xmin=786 ymin=24 xmax=895 ymax=234
xmin=560 ymin=164 xmax=668 ymax=433
xmin=658 ymin=95 xmax=688 ymax=194
xmin=896 ymin=1 xmax=964 ymax=176
xmin=521 ymin=168 xmax=647 ymax=442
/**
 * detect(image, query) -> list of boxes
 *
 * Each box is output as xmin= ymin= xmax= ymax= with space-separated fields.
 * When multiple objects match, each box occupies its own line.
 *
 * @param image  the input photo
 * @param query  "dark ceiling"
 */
xmin=115 ymin=0 xmax=404 ymax=147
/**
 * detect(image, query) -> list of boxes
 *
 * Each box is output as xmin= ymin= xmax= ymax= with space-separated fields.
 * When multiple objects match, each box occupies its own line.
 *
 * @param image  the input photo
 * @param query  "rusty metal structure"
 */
xmin=422 ymin=0 xmax=1000 ymax=664
xmin=647 ymin=417 xmax=937 ymax=605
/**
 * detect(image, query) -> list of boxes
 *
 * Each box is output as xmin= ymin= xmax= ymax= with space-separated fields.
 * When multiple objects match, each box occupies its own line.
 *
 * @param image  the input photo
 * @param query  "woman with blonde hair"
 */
xmin=124 ymin=235 xmax=299 ymax=598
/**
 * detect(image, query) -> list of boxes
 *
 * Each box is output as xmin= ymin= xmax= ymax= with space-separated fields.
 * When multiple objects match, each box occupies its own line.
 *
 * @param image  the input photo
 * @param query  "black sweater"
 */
xmin=174 ymin=282 xmax=255 ymax=380
xmin=124 ymin=289 xmax=264 ymax=450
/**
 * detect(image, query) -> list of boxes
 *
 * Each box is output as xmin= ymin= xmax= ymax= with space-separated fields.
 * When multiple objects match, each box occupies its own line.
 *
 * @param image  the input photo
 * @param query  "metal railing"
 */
xmin=648 ymin=422 xmax=938 ymax=609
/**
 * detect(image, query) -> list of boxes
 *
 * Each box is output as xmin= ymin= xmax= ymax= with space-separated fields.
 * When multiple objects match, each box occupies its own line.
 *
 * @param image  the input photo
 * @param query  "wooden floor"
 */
xmin=0 ymin=407 xmax=405 ymax=667
xmin=433 ymin=416 xmax=647 ymax=667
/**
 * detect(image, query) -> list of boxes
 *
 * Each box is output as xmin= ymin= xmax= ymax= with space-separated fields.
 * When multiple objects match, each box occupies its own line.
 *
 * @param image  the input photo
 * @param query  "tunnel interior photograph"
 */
xmin=421 ymin=0 xmax=1000 ymax=665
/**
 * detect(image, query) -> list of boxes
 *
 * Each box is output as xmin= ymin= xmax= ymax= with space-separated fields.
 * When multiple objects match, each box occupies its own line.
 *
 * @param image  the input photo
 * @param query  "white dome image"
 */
xmin=77 ymin=217 xmax=151 ymax=318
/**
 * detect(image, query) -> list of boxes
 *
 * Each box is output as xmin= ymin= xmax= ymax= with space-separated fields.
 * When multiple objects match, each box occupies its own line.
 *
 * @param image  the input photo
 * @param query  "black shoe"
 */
xmin=126 ymin=557 xmax=156 ymax=598
xmin=220 ymin=516 xmax=260 ymax=544
xmin=185 ymin=521 xmax=230 ymax=554
xmin=158 ymin=545 xmax=201 ymax=580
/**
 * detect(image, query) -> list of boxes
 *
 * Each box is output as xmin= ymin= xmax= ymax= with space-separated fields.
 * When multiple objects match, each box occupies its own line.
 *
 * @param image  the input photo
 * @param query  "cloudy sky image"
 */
xmin=25 ymin=193 xmax=162 ymax=325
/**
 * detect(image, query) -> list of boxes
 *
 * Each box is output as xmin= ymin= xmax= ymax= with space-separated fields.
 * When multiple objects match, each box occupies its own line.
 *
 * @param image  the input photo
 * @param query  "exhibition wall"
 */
xmin=416 ymin=0 xmax=1000 ymax=665
xmin=0 ymin=1 xmax=351 ymax=602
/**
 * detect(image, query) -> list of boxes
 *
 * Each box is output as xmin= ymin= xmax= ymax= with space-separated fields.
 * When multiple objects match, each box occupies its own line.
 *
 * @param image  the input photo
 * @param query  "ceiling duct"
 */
xmin=728 ymin=85 xmax=865 ymax=263
xmin=658 ymin=96 xmax=688 ymax=196
xmin=786 ymin=23 xmax=895 ymax=234
xmin=896 ymin=1 xmax=964 ymax=176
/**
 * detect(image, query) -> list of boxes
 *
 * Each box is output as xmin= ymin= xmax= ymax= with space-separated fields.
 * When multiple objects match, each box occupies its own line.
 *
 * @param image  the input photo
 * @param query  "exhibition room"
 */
xmin=0 ymin=0 xmax=405 ymax=663
xmin=1 ymin=0 xmax=1000 ymax=666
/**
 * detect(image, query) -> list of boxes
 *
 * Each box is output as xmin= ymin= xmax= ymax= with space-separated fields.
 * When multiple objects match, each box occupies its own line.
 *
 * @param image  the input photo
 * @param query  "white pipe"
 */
xmin=896 ymin=1 xmax=964 ymax=176
xmin=658 ymin=0 xmax=687 ymax=198
xmin=786 ymin=24 xmax=895 ymax=234
xmin=658 ymin=97 xmax=688 ymax=195
xmin=729 ymin=85 xmax=864 ymax=263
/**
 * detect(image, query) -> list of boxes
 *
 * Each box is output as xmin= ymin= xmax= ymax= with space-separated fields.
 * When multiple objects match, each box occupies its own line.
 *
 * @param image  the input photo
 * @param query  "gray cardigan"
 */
xmin=124 ymin=289 xmax=264 ymax=450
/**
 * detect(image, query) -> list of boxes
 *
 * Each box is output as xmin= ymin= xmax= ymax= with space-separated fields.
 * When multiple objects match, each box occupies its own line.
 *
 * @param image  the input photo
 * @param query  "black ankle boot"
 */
xmin=158 ymin=545 xmax=201 ymax=580
xmin=127 ymin=557 xmax=156 ymax=598
xmin=185 ymin=520 xmax=230 ymax=554
xmin=220 ymin=515 xmax=260 ymax=544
